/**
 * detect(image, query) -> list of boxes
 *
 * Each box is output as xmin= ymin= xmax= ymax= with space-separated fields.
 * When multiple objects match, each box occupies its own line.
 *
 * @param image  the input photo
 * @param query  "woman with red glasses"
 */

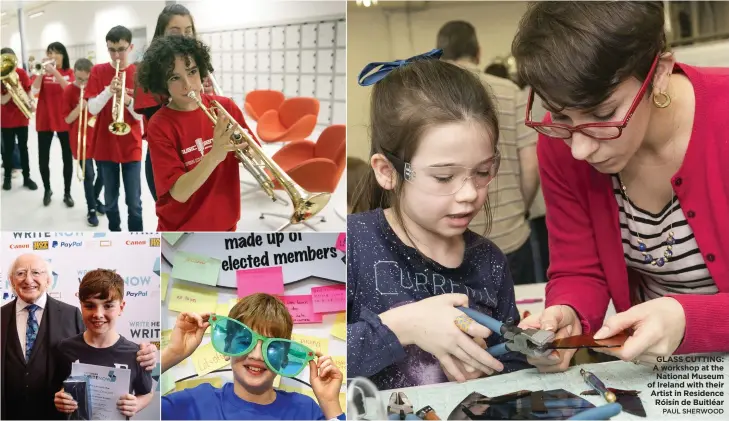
xmin=511 ymin=1 xmax=728 ymax=371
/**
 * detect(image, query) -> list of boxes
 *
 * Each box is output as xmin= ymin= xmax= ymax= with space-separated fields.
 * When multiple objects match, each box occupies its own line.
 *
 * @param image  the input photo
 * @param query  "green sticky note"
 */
xmin=163 ymin=233 xmax=185 ymax=246
xmin=161 ymin=372 xmax=175 ymax=395
xmin=171 ymin=251 xmax=221 ymax=286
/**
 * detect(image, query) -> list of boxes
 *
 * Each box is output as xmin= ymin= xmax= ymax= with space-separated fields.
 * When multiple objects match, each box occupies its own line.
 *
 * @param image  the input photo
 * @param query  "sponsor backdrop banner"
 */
xmin=1 ymin=231 xmax=161 ymax=420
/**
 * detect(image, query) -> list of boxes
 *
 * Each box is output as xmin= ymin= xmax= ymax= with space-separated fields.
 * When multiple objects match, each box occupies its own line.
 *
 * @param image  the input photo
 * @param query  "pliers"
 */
xmin=456 ymin=306 xmax=555 ymax=358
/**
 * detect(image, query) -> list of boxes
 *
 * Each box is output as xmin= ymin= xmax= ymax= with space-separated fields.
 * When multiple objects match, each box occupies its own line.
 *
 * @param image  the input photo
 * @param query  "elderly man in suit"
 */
xmin=1 ymin=253 xmax=158 ymax=420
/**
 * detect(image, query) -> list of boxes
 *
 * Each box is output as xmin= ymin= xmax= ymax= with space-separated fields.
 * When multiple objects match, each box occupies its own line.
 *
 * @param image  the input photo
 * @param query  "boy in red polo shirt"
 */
xmin=1 ymin=47 xmax=38 ymax=191
xmin=63 ymin=58 xmax=106 ymax=227
xmin=136 ymin=35 xmax=252 ymax=231
xmin=85 ymin=25 xmax=144 ymax=232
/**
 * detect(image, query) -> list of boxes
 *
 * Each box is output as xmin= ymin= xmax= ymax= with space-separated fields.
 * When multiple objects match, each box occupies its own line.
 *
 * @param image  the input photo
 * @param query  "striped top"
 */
xmin=612 ymin=175 xmax=718 ymax=302
xmin=451 ymin=60 xmax=537 ymax=254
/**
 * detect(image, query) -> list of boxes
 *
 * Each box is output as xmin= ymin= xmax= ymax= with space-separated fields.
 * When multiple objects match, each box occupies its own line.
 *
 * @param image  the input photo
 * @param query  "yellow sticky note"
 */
xmin=273 ymin=375 xmax=281 ymax=388
xmin=330 ymin=313 xmax=346 ymax=341
xmin=175 ymin=376 xmax=223 ymax=392
xmin=339 ymin=393 xmax=346 ymax=413
xmin=168 ymin=283 xmax=218 ymax=314
xmin=161 ymin=273 xmax=169 ymax=301
xmin=332 ymin=355 xmax=346 ymax=380
xmin=161 ymin=329 xmax=172 ymax=350
xmin=191 ymin=342 xmax=229 ymax=376
xmin=291 ymin=333 xmax=329 ymax=356
xmin=215 ymin=301 xmax=231 ymax=317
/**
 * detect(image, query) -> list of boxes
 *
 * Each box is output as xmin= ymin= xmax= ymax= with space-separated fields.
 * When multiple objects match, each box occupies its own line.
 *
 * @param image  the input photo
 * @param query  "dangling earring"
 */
xmin=653 ymin=91 xmax=671 ymax=108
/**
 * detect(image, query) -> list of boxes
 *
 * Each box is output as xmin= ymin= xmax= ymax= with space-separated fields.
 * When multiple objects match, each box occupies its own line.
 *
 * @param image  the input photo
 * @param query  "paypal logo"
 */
xmin=52 ymin=241 xmax=83 ymax=248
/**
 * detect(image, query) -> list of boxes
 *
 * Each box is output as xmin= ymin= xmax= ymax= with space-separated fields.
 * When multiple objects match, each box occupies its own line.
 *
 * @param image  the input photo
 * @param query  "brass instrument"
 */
xmin=187 ymin=91 xmax=331 ymax=224
xmin=200 ymin=75 xmax=275 ymax=201
xmin=108 ymin=59 xmax=131 ymax=135
xmin=0 ymin=53 xmax=35 ymax=119
xmin=76 ymin=84 xmax=95 ymax=181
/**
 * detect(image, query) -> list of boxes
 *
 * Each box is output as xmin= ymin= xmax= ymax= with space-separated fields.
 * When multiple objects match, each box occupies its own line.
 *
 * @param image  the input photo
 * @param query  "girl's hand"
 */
xmin=208 ymin=114 xmax=247 ymax=164
xmin=592 ymin=297 xmax=685 ymax=363
xmin=117 ymin=394 xmax=139 ymax=417
xmin=517 ymin=305 xmax=582 ymax=373
xmin=441 ymin=337 xmax=489 ymax=382
xmin=380 ymin=294 xmax=504 ymax=383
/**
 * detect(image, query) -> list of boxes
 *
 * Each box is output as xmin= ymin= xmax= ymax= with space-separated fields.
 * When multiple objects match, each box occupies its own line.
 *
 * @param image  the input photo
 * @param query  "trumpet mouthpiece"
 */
xmin=186 ymin=91 xmax=198 ymax=99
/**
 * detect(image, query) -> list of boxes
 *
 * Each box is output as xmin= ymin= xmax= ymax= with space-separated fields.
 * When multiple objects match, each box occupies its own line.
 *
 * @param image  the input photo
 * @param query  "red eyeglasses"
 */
xmin=524 ymin=55 xmax=661 ymax=140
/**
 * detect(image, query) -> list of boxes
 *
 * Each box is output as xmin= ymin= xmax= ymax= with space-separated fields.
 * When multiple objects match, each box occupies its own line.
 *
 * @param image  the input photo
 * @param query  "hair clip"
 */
xmin=357 ymin=49 xmax=443 ymax=86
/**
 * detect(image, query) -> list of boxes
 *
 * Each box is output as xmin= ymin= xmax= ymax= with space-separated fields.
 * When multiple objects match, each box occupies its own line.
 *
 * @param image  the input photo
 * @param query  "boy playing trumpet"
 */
xmin=85 ymin=25 xmax=144 ymax=231
xmin=136 ymin=35 xmax=254 ymax=232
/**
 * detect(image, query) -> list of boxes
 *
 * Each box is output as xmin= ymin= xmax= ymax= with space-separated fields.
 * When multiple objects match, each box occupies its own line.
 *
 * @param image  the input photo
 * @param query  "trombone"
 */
xmin=187 ymin=90 xmax=331 ymax=225
xmin=0 ymin=53 xmax=35 ymax=119
xmin=108 ymin=59 xmax=131 ymax=135
xmin=76 ymin=84 xmax=95 ymax=181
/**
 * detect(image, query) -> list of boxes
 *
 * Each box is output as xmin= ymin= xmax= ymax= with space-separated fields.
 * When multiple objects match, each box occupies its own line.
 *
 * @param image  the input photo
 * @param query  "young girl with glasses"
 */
xmin=347 ymin=52 xmax=530 ymax=390
xmin=512 ymin=1 xmax=729 ymax=371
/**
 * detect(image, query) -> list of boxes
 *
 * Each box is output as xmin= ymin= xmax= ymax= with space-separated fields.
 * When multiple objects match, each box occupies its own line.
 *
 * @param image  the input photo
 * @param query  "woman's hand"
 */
xmin=54 ymin=388 xmax=77 ymax=413
xmin=380 ymin=294 xmax=504 ymax=383
xmin=518 ymin=305 xmax=582 ymax=372
xmin=592 ymin=297 xmax=685 ymax=363
xmin=117 ymin=394 xmax=139 ymax=418
xmin=310 ymin=352 xmax=344 ymax=419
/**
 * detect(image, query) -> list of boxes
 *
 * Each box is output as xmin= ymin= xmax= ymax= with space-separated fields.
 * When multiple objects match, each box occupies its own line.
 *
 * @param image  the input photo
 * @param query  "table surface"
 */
xmin=381 ymin=356 xmax=729 ymax=420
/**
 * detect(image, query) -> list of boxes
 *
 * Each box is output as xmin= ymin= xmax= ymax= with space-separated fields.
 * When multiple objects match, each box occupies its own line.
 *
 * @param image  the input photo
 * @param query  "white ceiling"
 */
xmin=1 ymin=1 xmax=54 ymax=21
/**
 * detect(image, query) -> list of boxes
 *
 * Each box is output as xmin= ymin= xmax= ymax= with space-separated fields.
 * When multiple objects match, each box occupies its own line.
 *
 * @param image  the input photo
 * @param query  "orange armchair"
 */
xmin=244 ymin=90 xmax=284 ymax=121
xmin=256 ymin=97 xmax=320 ymax=143
xmin=260 ymin=125 xmax=346 ymax=230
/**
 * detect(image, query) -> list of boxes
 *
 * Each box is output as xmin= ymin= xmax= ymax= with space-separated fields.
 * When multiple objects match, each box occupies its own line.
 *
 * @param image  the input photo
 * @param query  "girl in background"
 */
xmin=32 ymin=41 xmax=74 ymax=207
xmin=347 ymin=51 xmax=529 ymax=390
xmin=135 ymin=4 xmax=215 ymax=202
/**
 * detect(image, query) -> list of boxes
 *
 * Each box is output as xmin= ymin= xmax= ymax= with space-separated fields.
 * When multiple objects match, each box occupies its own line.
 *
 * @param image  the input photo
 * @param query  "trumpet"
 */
xmin=0 ymin=53 xmax=35 ymax=119
xmin=76 ymin=84 xmax=95 ymax=181
xmin=108 ymin=59 xmax=131 ymax=135
xmin=187 ymin=91 xmax=331 ymax=225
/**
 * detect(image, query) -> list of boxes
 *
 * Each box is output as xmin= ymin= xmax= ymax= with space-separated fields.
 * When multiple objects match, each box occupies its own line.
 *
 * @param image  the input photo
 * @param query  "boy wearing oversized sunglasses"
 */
xmin=161 ymin=293 xmax=345 ymax=420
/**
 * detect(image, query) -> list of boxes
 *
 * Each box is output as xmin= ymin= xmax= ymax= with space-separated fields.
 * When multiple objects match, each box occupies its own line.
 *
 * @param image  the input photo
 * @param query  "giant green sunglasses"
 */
xmin=208 ymin=314 xmax=316 ymax=377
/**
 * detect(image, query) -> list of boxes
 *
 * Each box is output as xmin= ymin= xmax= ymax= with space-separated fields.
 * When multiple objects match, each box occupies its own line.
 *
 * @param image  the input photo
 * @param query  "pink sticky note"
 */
xmin=280 ymin=295 xmax=323 ymax=324
xmin=236 ymin=266 xmax=285 ymax=298
xmin=336 ymin=233 xmax=346 ymax=252
xmin=311 ymin=284 xmax=346 ymax=314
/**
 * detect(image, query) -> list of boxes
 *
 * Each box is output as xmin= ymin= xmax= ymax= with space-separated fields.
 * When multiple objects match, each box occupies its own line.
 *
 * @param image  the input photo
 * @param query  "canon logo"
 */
xmin=9 ymin=244 xmax=30 ymax=249
xmin=125 ymin=240 xmax=147 ymax=246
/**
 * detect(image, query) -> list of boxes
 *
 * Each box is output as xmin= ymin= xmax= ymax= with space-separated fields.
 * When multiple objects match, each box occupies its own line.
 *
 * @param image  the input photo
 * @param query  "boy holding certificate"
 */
xmin=160 ymin=293 xmax=345 ymax=420
xmin=52 ymin=270 xmax=154 ymax=418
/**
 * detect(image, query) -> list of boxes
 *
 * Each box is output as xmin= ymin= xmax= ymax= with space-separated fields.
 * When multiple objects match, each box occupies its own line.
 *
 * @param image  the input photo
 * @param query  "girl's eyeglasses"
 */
xmin=382 ymin=149 xmax=501 ymax=196
xmin=525 ymin=54 xmax=661 ymax=140
xmin=208 ymin=314 xmax=315 ymax=378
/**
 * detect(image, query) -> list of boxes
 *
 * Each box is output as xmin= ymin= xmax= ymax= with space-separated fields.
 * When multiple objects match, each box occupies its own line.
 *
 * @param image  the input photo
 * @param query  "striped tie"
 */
xmin=25 ymin=304 xmax=39 ymax=361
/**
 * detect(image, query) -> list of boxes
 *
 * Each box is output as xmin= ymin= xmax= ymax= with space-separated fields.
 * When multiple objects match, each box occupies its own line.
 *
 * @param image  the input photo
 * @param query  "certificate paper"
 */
xmin=71 ymin=362 xmax=131 ymax=420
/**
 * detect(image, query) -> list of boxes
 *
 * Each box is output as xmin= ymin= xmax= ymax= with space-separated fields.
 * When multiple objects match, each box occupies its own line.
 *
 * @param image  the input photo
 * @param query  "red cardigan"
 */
xmin=540 ymin=63 xmax=729 ymax=354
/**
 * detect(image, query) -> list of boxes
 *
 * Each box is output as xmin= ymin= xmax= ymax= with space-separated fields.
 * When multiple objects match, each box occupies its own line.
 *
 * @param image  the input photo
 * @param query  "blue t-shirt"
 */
xmin=162 ymin=383 xmax=346 ymax=420
xmin=347 ymin=208 xmax=531 ymax=390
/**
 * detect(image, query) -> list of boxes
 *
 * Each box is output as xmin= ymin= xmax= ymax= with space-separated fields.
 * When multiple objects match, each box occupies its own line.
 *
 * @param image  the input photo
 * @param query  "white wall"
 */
xmin=346 ymin=1 xmax=529 ymax=161
xmin=1 ymin=1 xmax=165 ymax=65
xmin=180 ymin=0 xmax=346 ymax=32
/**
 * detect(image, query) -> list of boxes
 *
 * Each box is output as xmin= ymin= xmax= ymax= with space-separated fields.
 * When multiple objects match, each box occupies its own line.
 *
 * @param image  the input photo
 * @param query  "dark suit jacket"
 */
xmin=1 ymin=295 xmax=84 ymax=420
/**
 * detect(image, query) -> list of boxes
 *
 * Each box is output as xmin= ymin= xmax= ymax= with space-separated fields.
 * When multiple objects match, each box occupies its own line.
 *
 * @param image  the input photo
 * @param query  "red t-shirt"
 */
xmin=35 ymin=67 xmax=74 ymax=132
xmin=147 ymin=94 xmax=257 ymax=231
xmin=63 ymin=83 xmax=95 ymax=160
xmin=84 ymin=62 xmax=142 ymax=163
xmin=1 ymin=67 xmax=32 ymax=129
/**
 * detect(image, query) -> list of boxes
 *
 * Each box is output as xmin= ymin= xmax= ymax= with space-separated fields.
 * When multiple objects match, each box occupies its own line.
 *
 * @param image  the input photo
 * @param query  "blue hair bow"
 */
xmin=357 ymin=49 xmax=443 ymax=86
